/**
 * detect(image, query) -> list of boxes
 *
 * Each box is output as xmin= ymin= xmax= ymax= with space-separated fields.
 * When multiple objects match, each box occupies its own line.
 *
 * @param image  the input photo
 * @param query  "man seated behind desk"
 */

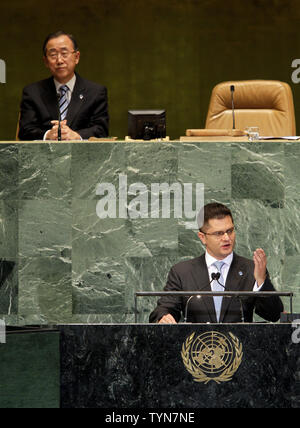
xmin=149 ymin=203 xmax=283 ymax=324
xmin=18 ymin=31 xmax=109 ymax=141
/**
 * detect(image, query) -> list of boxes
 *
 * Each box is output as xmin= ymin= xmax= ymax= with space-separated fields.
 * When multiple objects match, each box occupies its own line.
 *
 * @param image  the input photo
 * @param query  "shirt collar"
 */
xmin=205 ymin=251 xmax=233 ymax=268
xmin=54 ymin=74 xmax=76 ymax=93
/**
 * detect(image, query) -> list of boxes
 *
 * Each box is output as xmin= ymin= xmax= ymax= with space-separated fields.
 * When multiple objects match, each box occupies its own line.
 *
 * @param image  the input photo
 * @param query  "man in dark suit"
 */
xmin=18 ymin=31 xmax=109 ymax=141
xmin=149 ymin=203 xmax=283 ymax=324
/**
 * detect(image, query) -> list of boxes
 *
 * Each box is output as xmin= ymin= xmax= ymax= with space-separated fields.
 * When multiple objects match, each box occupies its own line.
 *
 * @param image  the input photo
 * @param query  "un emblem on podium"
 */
xmin=181 ymin=331 xmax=243 ymax=384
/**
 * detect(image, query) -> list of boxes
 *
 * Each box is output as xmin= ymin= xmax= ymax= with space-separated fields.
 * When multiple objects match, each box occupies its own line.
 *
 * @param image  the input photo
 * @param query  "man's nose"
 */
xmin=221 ymin=232 xmax=230 ymax=240
xmin=56 ymin=54 xmax=65 ymax=63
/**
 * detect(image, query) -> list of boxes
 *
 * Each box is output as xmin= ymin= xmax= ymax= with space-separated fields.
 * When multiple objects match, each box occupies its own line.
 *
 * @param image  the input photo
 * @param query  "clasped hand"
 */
xmin=46 ymin=120 xmax=81 ymax=141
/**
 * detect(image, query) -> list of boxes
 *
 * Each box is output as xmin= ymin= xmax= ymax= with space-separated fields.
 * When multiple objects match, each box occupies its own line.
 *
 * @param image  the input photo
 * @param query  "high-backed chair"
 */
xmin=16 ymin=113 xmax=20 ymax=141
xmin=205 ymin=80 xmax=296 ymax=136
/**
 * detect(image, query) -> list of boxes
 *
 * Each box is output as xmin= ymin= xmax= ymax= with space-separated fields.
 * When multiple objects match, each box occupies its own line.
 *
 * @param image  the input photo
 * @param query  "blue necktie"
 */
xmin=59 ymin=85 xmax=69 ymax=121
xmin=212 ymin=261 xmax=225 ymax=322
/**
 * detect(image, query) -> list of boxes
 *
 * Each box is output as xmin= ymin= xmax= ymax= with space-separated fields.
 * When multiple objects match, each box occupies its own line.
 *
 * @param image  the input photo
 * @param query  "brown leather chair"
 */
xmin=16 ymin=113 xmax=20 ymax=141
xmin=205 ymin=80 xmax=296 ymax=136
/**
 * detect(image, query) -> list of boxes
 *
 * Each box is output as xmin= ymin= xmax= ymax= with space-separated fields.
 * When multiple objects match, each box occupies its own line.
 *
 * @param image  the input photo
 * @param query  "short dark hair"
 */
xmin=198 ymin=203 xmax=233 ymax=231
xmin=43 ymin=31 xmax=78 ymax=55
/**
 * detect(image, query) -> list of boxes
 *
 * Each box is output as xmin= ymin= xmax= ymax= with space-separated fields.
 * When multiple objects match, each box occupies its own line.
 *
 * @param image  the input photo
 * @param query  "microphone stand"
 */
xmin=57 ymin=93 xmax=62 ymax=142
xmin=135 ymin=291 xmax=293 ymax=323
xmin=184 ymin=274 xmax=220 ymax=323
xmin=237 ymin=296 xmax=245 ymax=323
xmin=230 ymin=85 xmax=236 ymax=129
xmin=184 ymin=295 xmax=200 ymax=323
xmin=215 ymin=276 xmax=245 ymax=323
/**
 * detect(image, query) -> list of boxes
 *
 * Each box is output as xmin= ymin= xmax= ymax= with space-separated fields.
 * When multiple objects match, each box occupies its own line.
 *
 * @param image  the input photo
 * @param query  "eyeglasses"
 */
xmin=46 ymin=50 xmax=77 ymax=60
xmin=201 ymin=227 xmax=235 ymax=238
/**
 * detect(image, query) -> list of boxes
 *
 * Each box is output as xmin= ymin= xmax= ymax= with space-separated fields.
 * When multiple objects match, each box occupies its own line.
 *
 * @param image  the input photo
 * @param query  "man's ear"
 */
xmin=75 ymin=50 xmax=80 ymax=65
xmin=198 ymin=231 xmax=206 ymax=246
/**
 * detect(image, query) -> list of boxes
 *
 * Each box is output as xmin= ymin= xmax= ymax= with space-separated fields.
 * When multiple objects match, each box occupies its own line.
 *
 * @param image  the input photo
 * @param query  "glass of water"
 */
xmin=246 ymin=127 xmax=259 ymax=142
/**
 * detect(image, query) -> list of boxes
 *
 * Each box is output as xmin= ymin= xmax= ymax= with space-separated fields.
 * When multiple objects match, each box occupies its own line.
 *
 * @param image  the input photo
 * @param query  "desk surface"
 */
xmin=0 ymin=137 xmax=299 ymax=143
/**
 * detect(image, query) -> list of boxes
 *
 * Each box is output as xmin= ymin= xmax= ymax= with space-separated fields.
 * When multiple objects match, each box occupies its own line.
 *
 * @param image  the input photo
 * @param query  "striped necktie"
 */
xmin=59 ymin=85 xmax=69 ymax=121
xmin=212 ymin=261 xmax=225 ymax=322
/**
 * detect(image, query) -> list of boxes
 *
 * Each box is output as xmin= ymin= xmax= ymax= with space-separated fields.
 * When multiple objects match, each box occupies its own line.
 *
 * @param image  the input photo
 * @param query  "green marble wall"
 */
xmin=0 ymin=141 xmax=299 ymax=325
xmin=0 ymin=331 xmax=60 ymax=408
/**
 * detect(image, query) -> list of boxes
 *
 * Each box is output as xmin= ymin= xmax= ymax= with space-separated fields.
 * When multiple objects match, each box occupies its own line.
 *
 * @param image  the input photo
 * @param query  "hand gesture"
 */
xmin=253 ymin=248 xmax=267 ymax=286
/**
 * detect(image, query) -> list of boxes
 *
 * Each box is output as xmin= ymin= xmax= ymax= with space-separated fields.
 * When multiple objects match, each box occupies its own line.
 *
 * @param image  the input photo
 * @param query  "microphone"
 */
xmin=184 ymin=274 xmax=219 ymax=323
xmin=213 ymin=270 xmax=245 ymax=323
xmin=230 ymin=85 xmax=236 ymax=129
xmin=183 ymin=270 xmax=245 ymax=323
xmin=211 ymin=272 xmax=221 ymax=281
xmin=57 ymin=92 xmax=62 ymax=142
xmin=214 ymin=272 xmax=225 ymax=290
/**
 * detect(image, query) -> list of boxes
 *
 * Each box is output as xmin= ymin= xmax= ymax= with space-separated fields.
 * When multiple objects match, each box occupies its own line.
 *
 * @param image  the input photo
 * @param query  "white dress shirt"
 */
xmin=54 ymin=74 xmax=76 ymax=103
xmin=43 ymin=75 xmax=77 ymax=141
xmin=205 ymin=251 xmax=263 ymax=291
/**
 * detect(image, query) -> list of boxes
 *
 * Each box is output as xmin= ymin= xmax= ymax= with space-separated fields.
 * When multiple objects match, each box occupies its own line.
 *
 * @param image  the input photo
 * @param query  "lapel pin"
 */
xmin=238 ymin=271 xmax=243 ymax=276
xmin=79 ymin=94 xmax=84 ymax=100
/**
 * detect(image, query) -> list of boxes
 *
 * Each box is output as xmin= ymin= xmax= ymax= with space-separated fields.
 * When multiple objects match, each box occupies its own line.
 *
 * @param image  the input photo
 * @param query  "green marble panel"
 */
xmin=71 ymin=143 xmax=127 ymax=199
xmin=125 ymin=253 xmax=179 ymax=323
xmin=18 ymin=257 xmax=72 ymax=322
xmin=129 ymin=218 xmax=178 ymax=256
xmin=284 ymin=143 xmax=300 ymax=202
xmin=72 ymin=200 xmax=154 ymax=260
xmin=0 ymin=145 xmax=18 ymax=200
xmin=18 ymin=199 xmax=72 ymax=322
xmin=0 ymin=331 xmax=60 ymax=408
xmin=124 ymin=142 xmax=178 ymax=185
xmin=282 ymin=255 xmax=300 ymax=310
xmin=72 ymin=142 xmax=179 ymax=315
xmin=0 ymin=261 xmax=18 ymax=314
xmin=0 ymin=200 xmax=18 ymax=260
xmin=19 ymin=199 xmax=71 ymax=259
xmin=284 ymin=143 xmax=300 ymax=263
xmin=0 ymin=190 xmax=18 ymax=315
xmin=18 ymin=143 xmax=71 ymax=200
xmin=284 ymin=200 xmax=300 ymax=257
xmin=178 ymin=142 xmax=231 ymax=203
xmin=73 ymin=256 xmax=126 ymax=316
xmin=231 ymin=142 xmax=284 ymax=205
xmin=178 ymin=225 xmax=205 ymax=260
xmin=231 ymin=199 xmax=285 ymax=291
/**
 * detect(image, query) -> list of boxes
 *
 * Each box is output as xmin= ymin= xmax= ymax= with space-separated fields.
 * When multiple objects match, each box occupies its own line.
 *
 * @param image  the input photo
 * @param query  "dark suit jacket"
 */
xmin=149 ymin=253 xmax=284 ymax=323
xmin=18 ymin=73 xmax=109 ymax=140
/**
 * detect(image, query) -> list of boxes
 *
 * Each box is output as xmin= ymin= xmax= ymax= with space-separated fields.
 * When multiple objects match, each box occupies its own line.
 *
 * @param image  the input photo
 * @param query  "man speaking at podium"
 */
xmin=18 ymin=31 xmax=109 ymax=141
xmin=149 ymin=203 xmax=283 ymax=324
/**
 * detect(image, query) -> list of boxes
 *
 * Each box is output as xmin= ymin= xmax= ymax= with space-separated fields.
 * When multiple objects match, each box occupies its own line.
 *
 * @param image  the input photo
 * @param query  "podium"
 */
xmin=59 ymin=324 xmax=299 ymax=408
xmin=0 ymin=324 xmax=299 ymax=408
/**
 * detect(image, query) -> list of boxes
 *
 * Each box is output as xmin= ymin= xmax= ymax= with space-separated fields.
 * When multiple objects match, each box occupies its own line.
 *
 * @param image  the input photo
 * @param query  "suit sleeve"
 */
xmin=149 ymin=266 xmax=184 ymax=323
xmin=18 ymin=87 xmax=48 ymax=141
xmin=76 ymin=86 xmax=109 ymax=139
xmin=254 ymin=275 xmax=284 ymax=322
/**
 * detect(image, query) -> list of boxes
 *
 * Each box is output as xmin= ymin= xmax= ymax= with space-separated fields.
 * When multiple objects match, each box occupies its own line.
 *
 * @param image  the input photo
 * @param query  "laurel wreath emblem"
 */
xmin=181 ymin=331 xmax=243 ymax=384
